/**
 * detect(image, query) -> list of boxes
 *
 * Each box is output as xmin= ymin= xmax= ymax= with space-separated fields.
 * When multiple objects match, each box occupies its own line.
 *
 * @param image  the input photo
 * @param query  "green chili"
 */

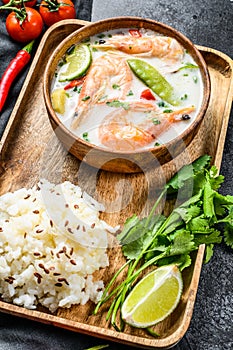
xmin=127 ymin=59 xmax=179 ymax=106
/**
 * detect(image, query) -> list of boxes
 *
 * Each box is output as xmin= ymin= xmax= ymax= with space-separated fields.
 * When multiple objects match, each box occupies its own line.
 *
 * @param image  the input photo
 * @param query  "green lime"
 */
xmin=51 ymin=88 xmax=67 ymax=114
xmin=59 ymin=43 xmax=92 ymax=82
xmin=121 ymin=264 xmax=183 ymax=328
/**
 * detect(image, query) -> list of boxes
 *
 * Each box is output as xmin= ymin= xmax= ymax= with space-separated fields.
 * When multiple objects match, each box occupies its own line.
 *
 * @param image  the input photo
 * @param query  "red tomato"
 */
xmin=140 ymin=89 xmax=156 ymax=101
xmin=129 ymin=29 xmax=142 ymax=37
xmin=6 ymin=7 xmax=43 ymax=43
xmin=39 ymin=0 xmax=76 ymax=27
xmin=2 ymin=0 xmax=37 ymax=6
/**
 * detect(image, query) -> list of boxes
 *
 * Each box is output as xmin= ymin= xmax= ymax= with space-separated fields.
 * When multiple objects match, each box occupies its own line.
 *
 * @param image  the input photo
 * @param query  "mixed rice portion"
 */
xmin=0 ymin=180 xmax=117 ymax=312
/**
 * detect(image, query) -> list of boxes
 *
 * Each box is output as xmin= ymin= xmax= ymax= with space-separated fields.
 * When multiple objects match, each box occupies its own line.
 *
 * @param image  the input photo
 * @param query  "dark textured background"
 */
xmin=0 ymin=0 xmax=233 ymax=349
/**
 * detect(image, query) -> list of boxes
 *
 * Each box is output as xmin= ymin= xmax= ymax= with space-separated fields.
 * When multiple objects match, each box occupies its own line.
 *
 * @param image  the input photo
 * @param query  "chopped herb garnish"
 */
xmin=127 ymin=90 xmax=134 ymax=96
xmin=183 ymin=73 xmax=189 ymax=76
xmin=152 ymin=118 xmax=161 ymax=125
xmin=163 ymin=109 xmax=173 ymax=113
xmin=193 ymin=76 xmax=198 ymax=83
xmin=112 ymin=84 xmax=120 ymax=90
xmin=82 ymin=132 xmax=90 ymax=142
xmin=97 ymin=33 xmax=105 ymax=38
xmin=106 ymin=100 xmax=130 ymax=110
xmin=181 ymin=93 xmax=188 ymax=100
xmin=157 ymin=101 xmax=166 ymax=107
xmin=82 ymin=96 xmax=90 ymax=101
xmin=92 ymin=47 xmax=98 ymax=52
xmin=154 ymin=142 xmax=161 ymax=146
xmin=74 ymin=86 xmax=82 ymax=93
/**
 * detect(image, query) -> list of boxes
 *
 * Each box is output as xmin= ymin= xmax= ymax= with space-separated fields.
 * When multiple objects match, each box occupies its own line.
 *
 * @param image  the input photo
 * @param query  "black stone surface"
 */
xmin=0 ymin=1 xmax=233 ymax=349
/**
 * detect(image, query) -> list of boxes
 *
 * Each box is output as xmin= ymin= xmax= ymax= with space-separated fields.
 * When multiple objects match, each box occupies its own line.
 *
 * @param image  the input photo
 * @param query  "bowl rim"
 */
xmin=43 ymin=16 xmax=211 ymax=158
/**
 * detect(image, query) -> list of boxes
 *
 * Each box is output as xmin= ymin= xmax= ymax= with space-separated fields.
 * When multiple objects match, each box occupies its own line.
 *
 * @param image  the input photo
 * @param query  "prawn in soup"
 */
xmin=51 ymin=28 xmax=204 ymax=151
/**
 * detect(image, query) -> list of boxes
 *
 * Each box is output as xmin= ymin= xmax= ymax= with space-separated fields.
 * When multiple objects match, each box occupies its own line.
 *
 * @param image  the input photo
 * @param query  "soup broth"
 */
xmin=51 ymin=28 xmax=204 ymax=151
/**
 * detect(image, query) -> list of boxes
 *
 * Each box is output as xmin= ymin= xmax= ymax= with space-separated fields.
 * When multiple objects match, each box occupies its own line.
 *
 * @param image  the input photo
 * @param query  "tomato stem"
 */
xmin=0 ymin=0 xmax=27 ymax=24
xmin=40 ymin=0 xmax=72 ymax=12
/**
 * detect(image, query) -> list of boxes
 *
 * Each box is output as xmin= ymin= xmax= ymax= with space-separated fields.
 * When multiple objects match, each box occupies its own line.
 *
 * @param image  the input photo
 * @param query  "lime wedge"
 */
xmin=121 ymin=264 xmax=183 ymax=328
xmin=51 ymin=88 xmax=67 ymax=114
xmin=59 ymin=43 xmax=92 ymax=82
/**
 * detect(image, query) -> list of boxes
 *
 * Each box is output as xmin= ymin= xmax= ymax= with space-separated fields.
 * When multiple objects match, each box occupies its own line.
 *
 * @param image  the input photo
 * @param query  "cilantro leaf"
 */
xmin=166 ymin=155 xmax=211 ymax=197
xmin=204 ymin=244 xmax=214 ymax=263
xmin=221 ymin=206 xmax=233 ymax=248
xmin=156 ymin=254 xmax=192 ymax=271
xmin=187 ymin=214 xmax=210 ymax=232
xmin=203 ymin=181 xmax=216 ymax=220
xmin=223 ymin=223 xmax=233 ymax=248
xmin=119 ymin=215 xmax=166 ymax=260
xmin=194 ymin=229 xmax=222 ymax=246
xmin=169 ymin=229 xmax=195 ymax=256
xmin=208 ymin=165 xmax=225 ymax=190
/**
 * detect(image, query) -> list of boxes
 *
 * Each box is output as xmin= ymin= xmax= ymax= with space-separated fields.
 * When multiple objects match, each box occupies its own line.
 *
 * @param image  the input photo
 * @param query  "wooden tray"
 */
xmin=0 ymin=19 xmax=232 ymax=349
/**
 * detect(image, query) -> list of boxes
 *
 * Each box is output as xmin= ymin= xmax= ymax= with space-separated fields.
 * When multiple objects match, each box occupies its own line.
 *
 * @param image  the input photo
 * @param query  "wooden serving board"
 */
xmin=0 ymin=19 xmax=232 ymax=349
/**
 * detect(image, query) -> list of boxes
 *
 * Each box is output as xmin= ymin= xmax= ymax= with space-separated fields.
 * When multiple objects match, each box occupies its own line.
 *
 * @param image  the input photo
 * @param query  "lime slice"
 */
xmin=59 ymin=43 xmax=92 ymax=82
xmin=51 ymin=88 xmax=67 ymax=114
xmin=121 ymin=264 xmax=183 ymax=328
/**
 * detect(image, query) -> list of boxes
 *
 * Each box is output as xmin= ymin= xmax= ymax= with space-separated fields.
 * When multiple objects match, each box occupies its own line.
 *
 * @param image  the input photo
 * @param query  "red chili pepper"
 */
xmin=140 ymin=89 xmax=156 ymax=101
xmin=129 ymin=29 xmax=142 ymax=37
xmin=64 ymin=76 xmax=85 ymax=90
xmin=0 ymin=40 xmax=34 ymax=112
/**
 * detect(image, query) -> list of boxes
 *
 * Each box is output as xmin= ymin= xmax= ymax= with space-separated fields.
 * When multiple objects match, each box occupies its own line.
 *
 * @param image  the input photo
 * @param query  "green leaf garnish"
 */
xmin=106 ymin=100 xmax=130 ymax=110
xmin=93 ymin=154 xmax=233 ymax=332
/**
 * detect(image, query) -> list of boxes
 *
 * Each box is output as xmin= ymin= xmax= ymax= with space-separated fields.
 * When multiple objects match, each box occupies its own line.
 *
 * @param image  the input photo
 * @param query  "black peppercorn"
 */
xmin=181 ymin=114 xmax=191 ymax=120
xmin=99 ymin=39 xmax=106 ymax=44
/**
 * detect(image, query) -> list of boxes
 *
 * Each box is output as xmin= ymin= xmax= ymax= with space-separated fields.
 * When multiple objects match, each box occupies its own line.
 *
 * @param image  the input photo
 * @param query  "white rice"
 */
xmin=0 ymin=180 xmax=117 ymax=312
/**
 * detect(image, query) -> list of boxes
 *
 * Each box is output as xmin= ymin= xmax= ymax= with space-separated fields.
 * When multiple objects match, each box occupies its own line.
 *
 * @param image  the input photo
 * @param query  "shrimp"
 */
xmin=99 ymin=105 xmax=195 ymax=151
xmin=72 ymin=54 xmax=133 ymax=129
xmin=93 ymin=35 xmax=184 ymax=62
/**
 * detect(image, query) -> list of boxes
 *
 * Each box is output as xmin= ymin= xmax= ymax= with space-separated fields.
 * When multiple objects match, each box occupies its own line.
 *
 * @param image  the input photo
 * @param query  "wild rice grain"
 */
xmin=55 ymin=283 xmax=63 ymax=287
xmin=70 ymin=260 xmax=77 ymax=265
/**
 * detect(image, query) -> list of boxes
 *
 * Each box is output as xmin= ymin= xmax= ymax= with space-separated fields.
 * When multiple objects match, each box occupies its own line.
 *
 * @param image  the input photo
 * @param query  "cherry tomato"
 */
xmin=39 ymin=0 xmax=76 ymax=27
xmin=1 ymin=0 xmax=37 ymax=7
xmin=140 ymin=89 xmax=156 ymax=101
xmin=6 ymin=7 xmax=43 ymax=43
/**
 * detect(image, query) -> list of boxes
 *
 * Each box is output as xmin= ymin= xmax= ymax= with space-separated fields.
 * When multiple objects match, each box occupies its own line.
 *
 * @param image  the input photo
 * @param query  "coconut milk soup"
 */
xmin=51 ymin=28 xmax=204 ymax=151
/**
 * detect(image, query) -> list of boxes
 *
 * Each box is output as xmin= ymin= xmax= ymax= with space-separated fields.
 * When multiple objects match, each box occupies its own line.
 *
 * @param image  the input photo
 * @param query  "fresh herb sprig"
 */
xmin=93 ymin=155 xmax=233 ymax=330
